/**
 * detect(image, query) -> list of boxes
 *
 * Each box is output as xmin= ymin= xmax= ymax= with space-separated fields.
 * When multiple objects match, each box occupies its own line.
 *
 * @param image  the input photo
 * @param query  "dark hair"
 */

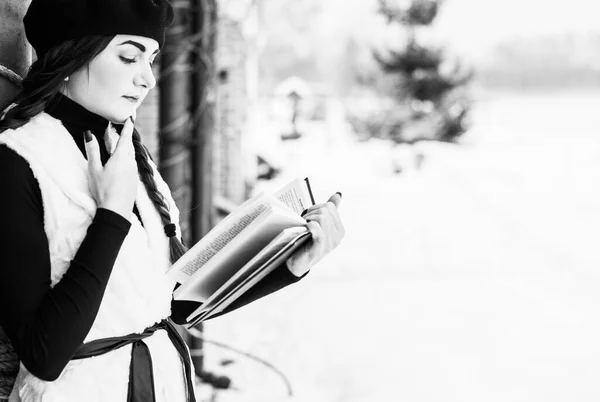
xmin=0 ymin=35 xmax=186 ymax=263
xmin=0 ymin=36 xmax=113 ymax=131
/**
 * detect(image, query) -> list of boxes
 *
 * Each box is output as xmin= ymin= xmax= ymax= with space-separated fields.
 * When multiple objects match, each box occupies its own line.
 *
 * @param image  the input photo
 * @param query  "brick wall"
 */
xmin=214 ymin=17 xmax=249 ymax=205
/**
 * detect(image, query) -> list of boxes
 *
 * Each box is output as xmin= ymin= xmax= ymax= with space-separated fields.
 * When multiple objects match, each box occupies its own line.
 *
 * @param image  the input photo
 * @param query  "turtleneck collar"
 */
xmin=45 ymin=92 xmax=115 ymax=164
xmin=46 ymin=92 xmax=110 ymax=133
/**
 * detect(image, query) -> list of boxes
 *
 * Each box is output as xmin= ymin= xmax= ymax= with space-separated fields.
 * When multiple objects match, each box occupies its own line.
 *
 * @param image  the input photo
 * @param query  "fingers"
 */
xmin=302 ymin=192 xmax=344 ymax=231
xmin=327 ymin=192 xmax=342 ymax=208
xmin=306 ymin=220 xmax=325 ymax=247
xmin=287 ymin=193 xmax=346 ymax=274
xmin=83 ymin=130 xmax=102 ymax=175
xmin=302 ymin=192 xmax=342 ymax=217
xmin=302 ymin=210 xmax=345 ymax=244
xmin=301 ymin=213 xmax=343 ymax=263
xmin=114 ymin=116 xmax=135 ymax=157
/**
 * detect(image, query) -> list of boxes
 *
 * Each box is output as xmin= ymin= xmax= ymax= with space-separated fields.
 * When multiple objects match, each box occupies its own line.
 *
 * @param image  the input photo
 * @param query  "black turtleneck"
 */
xmin=45 ymin=92 xmax=114 ymax=164
xmin=0 ymin=94 xmax=303 ymax=381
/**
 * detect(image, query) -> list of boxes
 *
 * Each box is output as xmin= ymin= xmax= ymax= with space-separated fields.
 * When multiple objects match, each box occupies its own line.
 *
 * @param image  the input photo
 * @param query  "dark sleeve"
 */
xmin=170 ymin=264 xmax=307 ymax=324
xmin=214 ymin=264 xmax=307 ymax=314
xmin=0 ymin=146 xmax=131 ymax=381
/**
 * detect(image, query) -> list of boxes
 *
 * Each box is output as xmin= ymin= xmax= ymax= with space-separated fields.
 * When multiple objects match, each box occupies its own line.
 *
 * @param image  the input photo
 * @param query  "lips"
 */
xmin=123 ymin=95 xmax=139 ymax=103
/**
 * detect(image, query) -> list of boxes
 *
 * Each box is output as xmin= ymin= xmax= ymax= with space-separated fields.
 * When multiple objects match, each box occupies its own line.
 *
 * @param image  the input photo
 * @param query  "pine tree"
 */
xmin=374 ymin=0 xmax=472 ymax=143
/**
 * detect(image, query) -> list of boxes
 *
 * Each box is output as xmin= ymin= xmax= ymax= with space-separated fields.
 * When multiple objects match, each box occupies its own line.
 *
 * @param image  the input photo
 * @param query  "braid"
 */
xmin=0 ymin=339 xmax=18 ymax=399
xmin=132 ymin=128 xmax=187 ymax=264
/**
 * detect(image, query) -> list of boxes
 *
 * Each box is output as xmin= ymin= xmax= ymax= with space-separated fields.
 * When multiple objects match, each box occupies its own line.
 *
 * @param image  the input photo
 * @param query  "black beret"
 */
xmin=24 ymin=0 xmax=174 ymax=59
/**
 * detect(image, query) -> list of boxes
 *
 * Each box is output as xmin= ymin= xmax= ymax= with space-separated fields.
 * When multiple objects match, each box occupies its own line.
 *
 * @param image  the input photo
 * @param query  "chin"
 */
xmin=114 ymin=117 xmax=131 ymax=124
xmin=108 ymin=113 xmax=134 ymax=125
xmin=104 ymin=103 xmax=136 ymax=124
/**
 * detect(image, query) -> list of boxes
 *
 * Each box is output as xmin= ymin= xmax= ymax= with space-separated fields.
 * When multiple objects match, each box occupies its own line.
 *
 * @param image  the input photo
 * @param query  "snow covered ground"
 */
xmin=199 ymin=90 xmax=600 ymax=402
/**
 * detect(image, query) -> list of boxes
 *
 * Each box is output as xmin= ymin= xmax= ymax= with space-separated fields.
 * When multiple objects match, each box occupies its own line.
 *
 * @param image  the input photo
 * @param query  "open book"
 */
xmin=167 ymin=177 xmax=315 ymax=327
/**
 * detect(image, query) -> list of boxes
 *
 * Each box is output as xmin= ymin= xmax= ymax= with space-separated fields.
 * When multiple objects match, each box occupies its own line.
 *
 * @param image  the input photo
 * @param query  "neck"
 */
xmin=46 ymin=92 xmax=109 ymax=132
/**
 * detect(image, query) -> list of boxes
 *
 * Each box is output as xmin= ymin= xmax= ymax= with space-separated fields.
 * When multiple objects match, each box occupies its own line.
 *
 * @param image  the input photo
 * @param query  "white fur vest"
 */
xmin=0 ymin=113 xmax=191 ymax=402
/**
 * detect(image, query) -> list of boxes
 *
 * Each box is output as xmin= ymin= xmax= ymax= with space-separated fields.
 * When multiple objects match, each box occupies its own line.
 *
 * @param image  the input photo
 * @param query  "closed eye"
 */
xmin=121 ymin=56 xmax=154 ymax=67
xmin=120 ymin=56 xmax=136 ymax=64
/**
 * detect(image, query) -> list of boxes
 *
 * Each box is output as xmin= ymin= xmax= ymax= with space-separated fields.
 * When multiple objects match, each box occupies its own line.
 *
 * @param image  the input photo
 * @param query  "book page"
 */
xmin=173 ymin=202 xmax=306 ymax=303
xmin=273 ymin=177 xmax=315 ymax=215
xmin=166 ymin=194 xmax=270 ymax=284
xmin=186 ymin=228 xmax=311 ymax=325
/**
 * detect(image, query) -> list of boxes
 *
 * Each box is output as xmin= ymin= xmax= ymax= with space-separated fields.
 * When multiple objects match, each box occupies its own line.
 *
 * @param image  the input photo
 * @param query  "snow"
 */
xmin=199 ymin=90 xmax=600 ymax=402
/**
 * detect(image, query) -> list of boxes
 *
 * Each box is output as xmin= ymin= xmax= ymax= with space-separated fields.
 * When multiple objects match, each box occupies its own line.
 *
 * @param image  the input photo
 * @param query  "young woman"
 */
xmin=0 ymin=0 xmax=345 ymax=401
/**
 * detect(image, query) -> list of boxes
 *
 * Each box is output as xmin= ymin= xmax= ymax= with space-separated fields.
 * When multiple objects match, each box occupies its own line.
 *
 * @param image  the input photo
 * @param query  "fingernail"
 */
xmin=336 ymin=191 xmax=342 ymax=198
xmin=84 ymin=130 xmax=92 ymax=143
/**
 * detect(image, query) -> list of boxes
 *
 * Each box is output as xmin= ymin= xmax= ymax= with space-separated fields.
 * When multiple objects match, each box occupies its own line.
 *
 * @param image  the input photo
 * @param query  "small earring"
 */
xmin=64 ymin=76 xmax=69 ymax=82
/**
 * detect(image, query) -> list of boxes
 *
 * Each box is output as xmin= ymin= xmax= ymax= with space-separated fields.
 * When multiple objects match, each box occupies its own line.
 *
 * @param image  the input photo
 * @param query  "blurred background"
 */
xmin=166 ymin=0 xmax=600 ymax=401
xmin=5 ymin=0 xmax=600 ymax=400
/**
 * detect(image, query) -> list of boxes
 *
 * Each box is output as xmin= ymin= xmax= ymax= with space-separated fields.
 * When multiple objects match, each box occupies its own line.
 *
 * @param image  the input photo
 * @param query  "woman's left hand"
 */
xmin=286 ymin=192 xmax=346 ymax=276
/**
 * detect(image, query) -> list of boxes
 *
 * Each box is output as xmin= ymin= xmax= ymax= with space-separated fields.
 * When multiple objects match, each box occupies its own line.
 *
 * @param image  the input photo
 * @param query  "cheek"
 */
xmin=89 ymin=59 xmax=127 ymax=96
xmin=84 ymin=58 xmax=134 ymax=121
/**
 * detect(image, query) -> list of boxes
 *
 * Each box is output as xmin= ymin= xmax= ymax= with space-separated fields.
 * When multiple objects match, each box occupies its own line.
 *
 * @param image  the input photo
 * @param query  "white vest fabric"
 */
xmin=0 ymin=113 xmax=191 ymax=402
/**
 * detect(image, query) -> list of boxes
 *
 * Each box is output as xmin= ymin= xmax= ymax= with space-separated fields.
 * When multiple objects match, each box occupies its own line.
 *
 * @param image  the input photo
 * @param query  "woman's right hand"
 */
xmin=84 ymin=117 xmax=138 ymax=220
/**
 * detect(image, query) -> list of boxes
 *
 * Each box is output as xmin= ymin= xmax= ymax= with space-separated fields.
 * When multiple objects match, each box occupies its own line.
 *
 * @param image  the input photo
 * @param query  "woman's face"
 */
xmin=63 ymin=34 xmax=159 ymax=123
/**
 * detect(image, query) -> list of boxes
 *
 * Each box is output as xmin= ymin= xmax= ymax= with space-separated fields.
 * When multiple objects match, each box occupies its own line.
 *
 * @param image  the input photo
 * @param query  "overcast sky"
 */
xmin=435 ymin=0 xmax=600 ymax=56
xmin=324 ymin=0 xmax=600 ymax=63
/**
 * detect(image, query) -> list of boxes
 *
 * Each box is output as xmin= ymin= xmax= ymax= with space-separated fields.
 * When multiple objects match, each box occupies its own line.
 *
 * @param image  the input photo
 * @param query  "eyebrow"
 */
xmin=118 ymin=40 xmax=159 ymax=55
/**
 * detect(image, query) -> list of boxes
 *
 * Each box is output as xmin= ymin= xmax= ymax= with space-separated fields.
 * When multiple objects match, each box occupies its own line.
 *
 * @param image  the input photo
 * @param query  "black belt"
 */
xmin=73 ymin=319 xmax=196 ymax=402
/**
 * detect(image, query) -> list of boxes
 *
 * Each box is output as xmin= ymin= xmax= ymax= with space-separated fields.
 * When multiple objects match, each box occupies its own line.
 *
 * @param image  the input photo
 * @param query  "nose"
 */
xmin=134 ymin=63 xmax=156 ymax=90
